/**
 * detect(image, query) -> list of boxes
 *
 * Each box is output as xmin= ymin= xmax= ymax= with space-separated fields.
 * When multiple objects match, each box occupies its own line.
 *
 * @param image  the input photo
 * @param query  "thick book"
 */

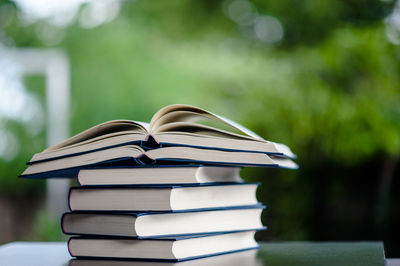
xmin=20 ymin=146 xmax=297 ymax=178
xmin=77 ymin=165 xmax=243 ymax=186
xmin=68 ymin=249 xmax=259 ymax=266
xmin=62 ymin=205 xmax=264 ymax=238
xmin=68 ymin=183 xmax=259 ymax=212
xmin=67 ymin=231 xmax=259 ymax=261
xmin=29 ymin=104 xmax=296 ymax=163
xmin=20 ymin=104 xmax=297 ymax=179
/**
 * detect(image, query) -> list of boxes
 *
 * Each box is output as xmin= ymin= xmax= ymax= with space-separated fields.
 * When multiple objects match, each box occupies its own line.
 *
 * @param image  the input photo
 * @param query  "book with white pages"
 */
xmin=20 ymin=145 xmax=298 ymax=178
xmin=68 ymin=183 xmax=259 ymax=212
xmin=62 ymin=205 xmax=265 ymax=238
xmin=77 ymin=165 xmax=243 ymax=186
xmin=68 ymin=248 xmax=260 ymax=266
xmin=67 ymin=231 xmax=260 ymax=261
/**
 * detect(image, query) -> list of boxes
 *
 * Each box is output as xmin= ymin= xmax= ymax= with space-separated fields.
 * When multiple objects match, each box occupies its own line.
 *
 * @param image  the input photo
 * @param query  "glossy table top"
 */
xmin=0 ymin=241 xmax=389 ymax=266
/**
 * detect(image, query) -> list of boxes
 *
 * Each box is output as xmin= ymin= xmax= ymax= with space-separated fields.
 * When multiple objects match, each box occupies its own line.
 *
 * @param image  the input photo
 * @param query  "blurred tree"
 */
xmin=0 ymin=0 xmax=399 ymax=256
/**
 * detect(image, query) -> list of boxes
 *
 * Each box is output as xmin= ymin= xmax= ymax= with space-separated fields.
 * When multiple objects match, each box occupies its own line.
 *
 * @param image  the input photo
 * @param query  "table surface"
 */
xmin=0 ymin=241 xmax=396 ymax=266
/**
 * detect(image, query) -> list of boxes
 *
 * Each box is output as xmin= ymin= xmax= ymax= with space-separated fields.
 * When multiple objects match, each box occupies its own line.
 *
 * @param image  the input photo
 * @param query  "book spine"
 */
xmin=67 ymin=188 xmax=73 ymax=211
xmin=141 ymin=134 xmax=161 ymax=149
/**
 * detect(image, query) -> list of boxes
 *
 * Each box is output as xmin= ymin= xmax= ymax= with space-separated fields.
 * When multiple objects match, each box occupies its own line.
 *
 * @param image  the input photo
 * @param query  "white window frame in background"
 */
xmin=9 ymin=48 xmax=70 ymax=218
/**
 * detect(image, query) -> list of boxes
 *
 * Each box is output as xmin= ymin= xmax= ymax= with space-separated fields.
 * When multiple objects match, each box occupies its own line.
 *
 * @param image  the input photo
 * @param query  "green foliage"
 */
xmin=252 ymin=0 xmax=393 ymax=46
xmin=1 ymin=0 xmax=399 ymax=252
xmin=208 ymin=26 xmax=400 ymax=164
xmin=30 ymin=209 xmax=65 ymax=241
xmin=0 ymin=76 xmax=46 ymax=194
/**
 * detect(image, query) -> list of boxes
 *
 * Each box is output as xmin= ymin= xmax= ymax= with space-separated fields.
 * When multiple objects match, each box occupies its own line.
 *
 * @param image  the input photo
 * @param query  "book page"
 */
xmin=150 ymin=104 xmax=263 ymax=140
xmin=44 ymin=120 xmax=148 ymax=152
xmin=154 ymin=122 xmax=260 ymax=141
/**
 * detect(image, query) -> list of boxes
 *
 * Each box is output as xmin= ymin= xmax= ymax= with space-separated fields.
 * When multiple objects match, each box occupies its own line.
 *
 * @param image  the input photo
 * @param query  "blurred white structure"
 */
xmin=2 ymin=0 xmax=121 ymax=219
xmin=8 ymin=48 xmax=70 ymax=218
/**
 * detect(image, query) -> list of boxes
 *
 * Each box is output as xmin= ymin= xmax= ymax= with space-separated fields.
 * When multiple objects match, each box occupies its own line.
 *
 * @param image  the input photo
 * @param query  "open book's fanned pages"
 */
xmin=26 ymin=104 xmax=296 ymax=165
xmin=20 ymin=145 xmax=298 ymax=179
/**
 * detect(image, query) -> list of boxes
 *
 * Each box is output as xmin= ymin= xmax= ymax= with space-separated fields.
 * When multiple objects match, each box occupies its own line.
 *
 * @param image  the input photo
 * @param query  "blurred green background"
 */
xmin=1 ymin=0 xmax=400 ymax=257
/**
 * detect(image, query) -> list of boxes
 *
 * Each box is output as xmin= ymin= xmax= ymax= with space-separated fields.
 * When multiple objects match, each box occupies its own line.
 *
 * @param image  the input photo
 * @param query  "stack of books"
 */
xmin=20 ymin=104 xmax=297 ymax=262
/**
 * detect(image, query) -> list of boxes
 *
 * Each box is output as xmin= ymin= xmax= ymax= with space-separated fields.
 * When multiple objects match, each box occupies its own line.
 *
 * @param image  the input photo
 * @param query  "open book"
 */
xmin=20 ymin=104 xmax=297 ymax=178
xmin=30 ymin=104 xmax=296 ymax=163
xmin=20 ymin=145 xmax=297 ymax=178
